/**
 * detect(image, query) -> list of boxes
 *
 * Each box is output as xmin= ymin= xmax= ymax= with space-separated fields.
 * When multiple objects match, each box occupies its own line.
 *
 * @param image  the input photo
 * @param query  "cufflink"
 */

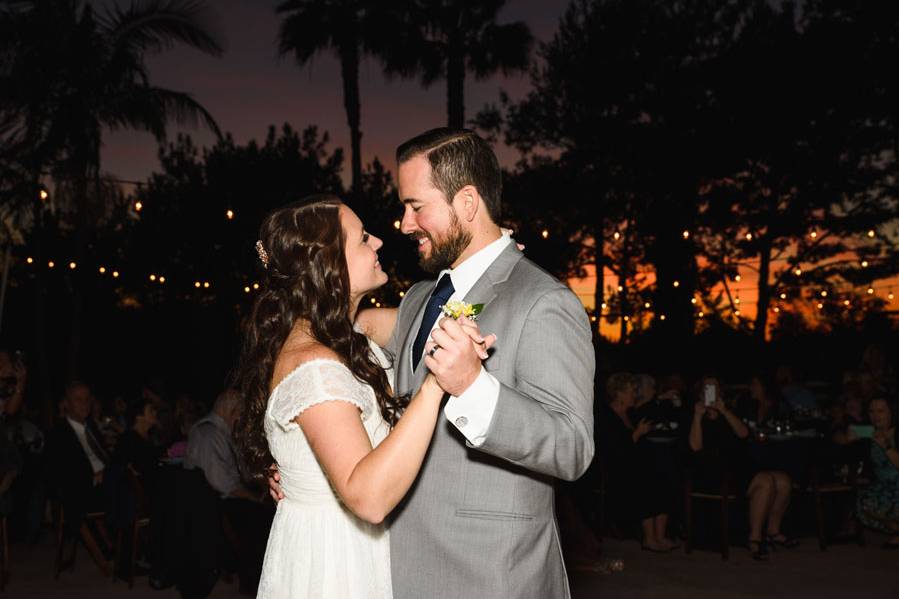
xmin=455 ymin=416 xmax=468 ymax=428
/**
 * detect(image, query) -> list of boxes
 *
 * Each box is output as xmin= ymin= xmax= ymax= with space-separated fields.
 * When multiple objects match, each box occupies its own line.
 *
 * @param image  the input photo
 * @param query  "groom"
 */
xmin=387 ymin=128 xmax=595 ymax=599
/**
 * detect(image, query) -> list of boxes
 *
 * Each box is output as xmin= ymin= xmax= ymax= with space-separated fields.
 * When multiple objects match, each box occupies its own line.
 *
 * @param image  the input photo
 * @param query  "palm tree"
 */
xmin=276 ymin=0 xmax=382 ymax=200
xmin=381 ymin=0 xmax=533 ymax=129
xmin=2 ymin=0 xmax=224 ymax=386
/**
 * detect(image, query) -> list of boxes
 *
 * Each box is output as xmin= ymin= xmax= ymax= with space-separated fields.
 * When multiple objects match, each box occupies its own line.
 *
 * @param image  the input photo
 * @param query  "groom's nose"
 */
xmin=400 ymin=208 xmax=417 ymax=235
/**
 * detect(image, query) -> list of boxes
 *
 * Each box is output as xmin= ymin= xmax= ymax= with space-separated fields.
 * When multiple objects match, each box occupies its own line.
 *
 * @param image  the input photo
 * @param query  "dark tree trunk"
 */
xmin=753 ymin=237 xmax=773 ymax=345
xmin=340 ymin=42 xmax=363 ymax=202
xmin=447 ymin=44 xmax=465 ymax=129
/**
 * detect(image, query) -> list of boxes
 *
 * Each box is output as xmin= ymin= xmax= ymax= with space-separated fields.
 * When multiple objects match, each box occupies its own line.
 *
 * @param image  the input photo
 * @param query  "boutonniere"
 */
xmin=440 ymin=300 xmax=483 ymax=320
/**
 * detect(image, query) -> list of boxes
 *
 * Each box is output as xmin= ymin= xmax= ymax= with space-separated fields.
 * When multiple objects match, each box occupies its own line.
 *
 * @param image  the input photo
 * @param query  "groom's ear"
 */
xmin=453 ymin=185 xmax=480 ymax=223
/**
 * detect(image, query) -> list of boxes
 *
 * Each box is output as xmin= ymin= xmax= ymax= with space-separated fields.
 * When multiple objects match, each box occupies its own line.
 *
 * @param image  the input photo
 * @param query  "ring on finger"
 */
xmin=428 ymin=345 xmax=440 ymax=357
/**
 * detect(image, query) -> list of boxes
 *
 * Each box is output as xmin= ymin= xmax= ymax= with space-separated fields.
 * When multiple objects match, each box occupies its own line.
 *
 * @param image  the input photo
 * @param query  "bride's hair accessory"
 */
xmin=255 ymin=240 xmax=269 ymax=268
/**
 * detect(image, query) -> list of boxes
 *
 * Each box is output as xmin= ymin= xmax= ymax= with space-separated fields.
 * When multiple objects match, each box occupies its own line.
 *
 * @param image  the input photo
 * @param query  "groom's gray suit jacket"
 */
xmin=386 ymin=243 xmax=595 ymax=599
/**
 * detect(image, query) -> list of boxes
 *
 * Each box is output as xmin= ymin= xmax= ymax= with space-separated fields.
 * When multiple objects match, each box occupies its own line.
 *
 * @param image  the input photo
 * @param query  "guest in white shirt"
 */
xmin=44 ymin=381 xmax=113 ymax=574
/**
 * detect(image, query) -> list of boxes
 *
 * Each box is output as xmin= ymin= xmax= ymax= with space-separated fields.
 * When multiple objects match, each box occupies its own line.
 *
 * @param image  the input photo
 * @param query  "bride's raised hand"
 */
xmin=456 ymin=316 xmax=496 ymax=360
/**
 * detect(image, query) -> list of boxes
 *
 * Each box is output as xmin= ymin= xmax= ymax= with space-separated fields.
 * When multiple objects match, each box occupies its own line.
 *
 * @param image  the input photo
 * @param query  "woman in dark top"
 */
xmin=598 ymin=373 xmax=679 ymax=552
xmin=689 ymin=377 xmax=797 ymax=561
xmin=112 ymin=398 xmax=161 ymax=486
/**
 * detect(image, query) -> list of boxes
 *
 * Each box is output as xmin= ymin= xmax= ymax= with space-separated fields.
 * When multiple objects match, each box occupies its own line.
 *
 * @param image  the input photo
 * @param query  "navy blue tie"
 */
xmin=412 ymin=274 xmax=455 ymax=370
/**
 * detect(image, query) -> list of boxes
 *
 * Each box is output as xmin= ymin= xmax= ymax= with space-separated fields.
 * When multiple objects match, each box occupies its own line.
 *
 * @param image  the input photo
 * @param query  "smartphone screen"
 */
xmin=703 ymin=384 xmax=716 ymax=407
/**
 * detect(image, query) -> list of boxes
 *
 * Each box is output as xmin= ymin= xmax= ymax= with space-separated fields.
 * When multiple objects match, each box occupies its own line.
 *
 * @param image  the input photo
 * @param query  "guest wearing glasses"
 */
xmin=856 ymin=398 xmax=899 ymax=549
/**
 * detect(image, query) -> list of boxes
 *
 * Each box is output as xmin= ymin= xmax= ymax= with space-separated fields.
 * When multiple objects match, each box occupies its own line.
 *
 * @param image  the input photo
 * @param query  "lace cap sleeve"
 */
xmin=269 ymin=359 xmax=373 ymax=431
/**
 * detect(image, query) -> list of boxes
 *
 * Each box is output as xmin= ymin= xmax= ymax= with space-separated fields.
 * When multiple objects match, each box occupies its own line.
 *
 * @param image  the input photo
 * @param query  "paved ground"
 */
xmin=6 ymin=533 xmax=898 ymax=598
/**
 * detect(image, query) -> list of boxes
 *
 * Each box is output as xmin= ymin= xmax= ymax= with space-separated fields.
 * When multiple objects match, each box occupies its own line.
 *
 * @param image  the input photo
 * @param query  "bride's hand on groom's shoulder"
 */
xmin=425 ymin=317 xmax=496 ymax=397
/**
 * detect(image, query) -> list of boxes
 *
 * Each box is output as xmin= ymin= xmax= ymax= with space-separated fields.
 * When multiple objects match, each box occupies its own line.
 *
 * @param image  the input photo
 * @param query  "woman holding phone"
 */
xmin=688 ymin=377 xmax=797 ymax=561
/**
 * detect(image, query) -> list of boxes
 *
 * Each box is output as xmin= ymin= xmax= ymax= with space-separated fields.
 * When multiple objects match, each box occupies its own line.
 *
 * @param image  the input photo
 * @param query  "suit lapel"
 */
xmin=400 ymin=286 xmax=432 ymax=394
xmin=461 ymin=243 xmax=522 ymax=314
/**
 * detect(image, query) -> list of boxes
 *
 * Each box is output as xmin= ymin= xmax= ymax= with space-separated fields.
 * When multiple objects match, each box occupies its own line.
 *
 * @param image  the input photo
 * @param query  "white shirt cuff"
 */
xmin=443 ymin=366 xmax=500 ymax=447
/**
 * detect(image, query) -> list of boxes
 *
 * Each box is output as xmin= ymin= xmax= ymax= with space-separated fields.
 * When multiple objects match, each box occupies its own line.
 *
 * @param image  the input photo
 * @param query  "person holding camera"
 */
xmin=688 ymin=377 xmax=797 ymax=561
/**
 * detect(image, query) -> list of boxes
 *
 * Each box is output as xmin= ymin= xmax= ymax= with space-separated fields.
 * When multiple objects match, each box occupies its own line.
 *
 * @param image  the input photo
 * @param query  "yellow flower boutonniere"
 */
xmin=440 ymin=300 xmax=484 ymax=320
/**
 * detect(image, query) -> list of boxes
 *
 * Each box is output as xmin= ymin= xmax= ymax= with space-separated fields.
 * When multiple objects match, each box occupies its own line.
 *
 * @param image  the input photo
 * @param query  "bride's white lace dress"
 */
xmin=257 ymin=340 xmax=393 ymax=598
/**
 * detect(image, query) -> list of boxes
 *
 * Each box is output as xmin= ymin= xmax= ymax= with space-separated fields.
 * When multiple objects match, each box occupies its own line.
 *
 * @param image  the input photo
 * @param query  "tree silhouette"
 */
xmin=1 ymin=0 xmax=224 ymax=380
xmin=380 ymin=0 xmax=532 ymax=129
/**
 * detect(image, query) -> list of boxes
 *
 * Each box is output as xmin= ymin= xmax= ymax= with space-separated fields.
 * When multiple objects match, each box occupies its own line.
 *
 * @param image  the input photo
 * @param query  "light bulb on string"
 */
xmin=613 ymin=231 xmax=620 ymax=241
xmin=691 ymin=297 xmax=697 ymax=304
xmin=623 ymin=315 xmax=630 ymax=322
xmin=47 ymin=261 xmax=55 ymax=269
xmin=867 ymin=287 xmax=874 ymax=295
xmin=673 ymin=280 xmax=680 ymax=288
xmin=203 ymin=282 xmax=210 ymax=289
xmin=617 ymin=285 xmax=624 ymax=292
xmin=68 ymin=262 xmax=76 ymax=270
xmin=644 ymin=302 xmax=651 ymax=309
xmin=734 ymin=296 xmax=741 ymax=305
xmin=194 ymin=281 xmax=201 ymax=288
xmin=134 ymin=200 xmax=143 ymax=212
xmin=601 ymin=302 xmax=608 ymax=310
xmin=112 ymin=271 xmax=119 ymax=278
xmin=734 ymin=274 xmax=741 ymax=282
xmin=370 ymin=297 xmax=376 ymax=304
xmin=26 ymin=257 xmax=34 ymax=264
xmin=780 ymin=292 xmax=787 ymax=300
xmin=820 ymin=290 xmax=827 ymax=297
xmin=149 ymin=274 xmax=156 ymax=281
xmin=888 ymin=290 xmax=894 ymax=301
xmin=252 ymin=283 xmax=259 ymax=290
xmin=660 ymin=314 xmax=666 ymax=321
xmin=393 ymin=220 xmax=401 ymax=230
xmin=794 ymin=268 xmax=802 ymax=276
xmin=39 ymin=189 xmax=49 ymax=201
xmin=843 ymin=300 xmax=851 ymax=306
xmin=541 ymin=230 xmax=549 ymax=239
xmin=590 ymin=315 xmax=597 ymax=322
xmin=682 ymin=230 xmax=690 ymax=240
xmin=817 ymin=303 xmax=824 ymax=310
xmin=98 ymin=266 xmax=106 ymax=274
xmin=773 ymin=307 xmax=780 ymax=313
xmin=867 ymin=229 xmax=875 ymax=238
xmin=861 ymin=260 xmax=869 ymax=268
xmin=399 ymin=291 xmax=405 ymax=298
xmin=244 ymin=286 xmax=250 ymax=293
xmin=159 ymin=276 xmax=165 ymax=284
xmin=734 ymin=310 xmax=741 ymax=316
xmin=745 ymin=233 xmax=753 ymax=241
xmin=810 ymin=231 xmax=817 ymax=239
xmin=226 ymin=209 xmax=234 ymax=220
xmin=698 ymin=311 xmax=704 ymax=318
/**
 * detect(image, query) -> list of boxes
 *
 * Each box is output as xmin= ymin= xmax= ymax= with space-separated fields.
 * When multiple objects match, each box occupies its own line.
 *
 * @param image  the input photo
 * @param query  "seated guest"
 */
xmin=831 ymin=379 xmax=868 ymax=446
xmin=736 ymin=375 xmax=781 ymax=426
xmin=185 ymin=389 xmax=272 ymax=594
xmin=44 ymin=381 xmax=112 ymax=573
xmin=688 ymin=377 xmax=797 ymax=561
xmin=856 ymin=398 xmax=899 ymax=548
xmin=775 ymin=365 xmax=819 ymax=415
xmin=597 ymin=373 xmax=678 ymax=552
xmin=111 ymin=397 xmax=162 ymax=490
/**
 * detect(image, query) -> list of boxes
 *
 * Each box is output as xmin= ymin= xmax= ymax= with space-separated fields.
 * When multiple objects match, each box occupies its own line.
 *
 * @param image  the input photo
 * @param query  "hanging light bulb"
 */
xmin=773 ymin=307 xmax=780 ymax=313
xmin=745 ymin=233 xmax=753 ymax=241
xmin=252 ymin=283 xmax=259 ymax=290
xmin=734 ymin=296 xmax=741 ymax=305
xmin=623 ymin=315 xmax=630 ymax=322
xmin=698 ymin=311 xmax=704 ymax=318
xmin=810 ymin=231 xmax=818 ymax=239
xmin=861 ymin=260 xmax=869 ymax=268
xmin=399 ymin=291 xmax=405 ymax=298
xmin=203 ymin=281 xmax=210 ymax=289
xmin=194 ymin=281 xmax=201 ymax=288
xmin=48 ymin=261 xmax=55 ymax=269
xmin=691 ymin=297 xmax=697 ymax=304
xmin=541 ymin=229 xmax=549 ymax=239
xmin=149 ymin=274 xmax=157 ymax=281
xmin=888 ymin=291 xmax=894 ymax=301
xmin=39 ymin=188 xmax=49 ymax=201
xmin=734 ymin=310 xmax=741 ymax=316
xmin=780 ymin=292 xmax=787 ymax=300
xmin=794 ymin=268 xmax=802 ymax=276
xmin=843 ymin=300 xmax=851 ymax=306
xmin=26 ymin=257 xmax=34 ymax=264
xmin=601 ymin=302 xmax=608 ymax=310
xmin=112 ymin=271 xmax=120 ymax=278
xmin=226 ymin=209 xmax=235 ymax=220
xmin=867 ymin=229 xmax=875 ymax=238
xmin=68 ymin=262 xmax=76 ymax=270
xmin=734 ymin=274 xmax=742 ymax=282
xmin=644 ymin=302 xmax=651 ymax=309
xmin=617 ymin=285 xmax=624 ymax=292
xmin=867 ymin=287 xmax=874 ymax=295
xmin=134 ymin=200 xmax=143 ymax=212
xmin=159 ymin=276 xmax=166 ymax=284
xmin=817 ymin=303 xmax=824 ymax=310
xmin=393 ymin=220 xmax=401 ymax=230
xmin=660 ymin=314 xmax=666 ymax=321
xmin=99 ymin=266 xmax=106 ymax=274
xmin=613 ymin=231 xmax=621 ymax=241
xmin=820 ymin=290 xmax=827 ymax=297
xmin=244 ymin=286 xmax=251 ymax=293
xmin=682 ymin=230 xmax=690 ymax=240
xmin=673 ymin=280 xmax=680 ymax=288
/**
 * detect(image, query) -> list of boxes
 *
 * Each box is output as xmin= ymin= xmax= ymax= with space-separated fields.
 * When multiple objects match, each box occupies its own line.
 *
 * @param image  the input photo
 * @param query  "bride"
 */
xmin=233 ymin=194 xmax=493 ymax=598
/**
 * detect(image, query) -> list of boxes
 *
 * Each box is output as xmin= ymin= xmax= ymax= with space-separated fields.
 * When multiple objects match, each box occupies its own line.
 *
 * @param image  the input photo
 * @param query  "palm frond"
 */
xmin=102 ymin=0 xmax=224 ymax=57
xmin=276 ymin=1 xmax=338 ymax=63
xmin=469 ymin=21 xmax=532 ymax=79
xmin=104 ymin=85 xmax=221 ymax=141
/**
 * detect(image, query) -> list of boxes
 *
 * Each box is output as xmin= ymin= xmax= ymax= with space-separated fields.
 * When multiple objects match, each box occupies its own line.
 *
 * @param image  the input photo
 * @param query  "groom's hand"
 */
xmin=268 ymin=463 xmax=284 ymax=502
xmin=425 ymin=317 xmax=486 ymax=396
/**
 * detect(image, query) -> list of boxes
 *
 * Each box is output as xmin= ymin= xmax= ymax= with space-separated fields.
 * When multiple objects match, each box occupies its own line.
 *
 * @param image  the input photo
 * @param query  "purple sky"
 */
xmin=101 ymin=0 xmax=570 ymax=185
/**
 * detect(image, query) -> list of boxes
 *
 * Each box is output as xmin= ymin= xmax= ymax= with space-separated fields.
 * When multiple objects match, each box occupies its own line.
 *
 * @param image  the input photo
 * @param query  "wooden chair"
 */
xmin=809 ymin=465 xmax=866 ymax=551
xmin=54 ymin=503 xmax=108 ymax=578
xmin=0 ymin=516 xmax=8 ymax=591
xmin=684 ymin=472 xmax=738 ymax=560
xmin=112 ymin=469 xmax=152 ymax=588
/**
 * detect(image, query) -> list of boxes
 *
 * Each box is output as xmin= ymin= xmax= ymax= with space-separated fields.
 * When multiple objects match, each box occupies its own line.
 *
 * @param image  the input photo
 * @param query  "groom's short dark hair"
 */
xmin=397 ymin=128 xmax=502 ymax=220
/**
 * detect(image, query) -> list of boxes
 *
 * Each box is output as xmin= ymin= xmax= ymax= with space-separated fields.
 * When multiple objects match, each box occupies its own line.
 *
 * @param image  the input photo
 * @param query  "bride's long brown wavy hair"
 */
xmin=233 ymin=194 xmax=403 ymax=482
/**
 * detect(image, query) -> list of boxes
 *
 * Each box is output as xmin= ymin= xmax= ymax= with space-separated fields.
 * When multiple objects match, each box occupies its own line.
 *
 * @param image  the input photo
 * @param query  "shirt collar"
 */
xmin=439 ymin=233 xmax=511 ymax=299
xmin=66 ymin=416 xmax=86 ymax=433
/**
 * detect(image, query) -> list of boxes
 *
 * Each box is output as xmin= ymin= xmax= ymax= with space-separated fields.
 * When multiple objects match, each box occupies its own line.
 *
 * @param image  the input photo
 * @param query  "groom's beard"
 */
xmin=417 ymin=211 xmax=472 ymax=273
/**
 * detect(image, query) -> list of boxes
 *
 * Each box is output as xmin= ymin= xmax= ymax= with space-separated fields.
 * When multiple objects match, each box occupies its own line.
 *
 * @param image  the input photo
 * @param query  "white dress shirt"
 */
xmin=415 ymin=233 xmax=511 ymax=446
xmin=66 ymin=416 xmax=106 ymax=474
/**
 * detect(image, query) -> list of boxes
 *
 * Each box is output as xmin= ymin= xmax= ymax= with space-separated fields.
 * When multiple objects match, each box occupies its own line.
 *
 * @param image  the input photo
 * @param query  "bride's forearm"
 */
xmin=343 ymin=375 xmax=444 ymax=523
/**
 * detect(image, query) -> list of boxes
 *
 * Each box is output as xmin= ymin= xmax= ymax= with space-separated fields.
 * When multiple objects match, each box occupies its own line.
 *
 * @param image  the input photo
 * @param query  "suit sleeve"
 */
xmin=474 ymin=288 xmax=595 ymax=481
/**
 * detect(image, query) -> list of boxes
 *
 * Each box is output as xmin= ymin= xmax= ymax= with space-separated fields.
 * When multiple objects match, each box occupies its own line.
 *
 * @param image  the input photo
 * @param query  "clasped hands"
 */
xmin=424 ymin=316 xmax=497 ymax=397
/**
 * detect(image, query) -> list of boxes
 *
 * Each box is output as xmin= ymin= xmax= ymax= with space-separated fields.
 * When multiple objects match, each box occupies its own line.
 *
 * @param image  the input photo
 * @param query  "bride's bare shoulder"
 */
xmin=272 ymin=343 xmax=343 ymax=388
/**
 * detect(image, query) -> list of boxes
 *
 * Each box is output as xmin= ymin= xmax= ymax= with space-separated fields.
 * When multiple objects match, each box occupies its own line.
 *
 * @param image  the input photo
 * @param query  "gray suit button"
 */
xmin=455 ymin=416 xmax=469 ymax=428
